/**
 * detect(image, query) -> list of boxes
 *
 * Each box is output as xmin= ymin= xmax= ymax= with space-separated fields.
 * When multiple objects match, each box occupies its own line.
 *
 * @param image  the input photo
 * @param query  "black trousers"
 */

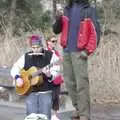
xmin=52 ymin=85 xmax=60 ymax=111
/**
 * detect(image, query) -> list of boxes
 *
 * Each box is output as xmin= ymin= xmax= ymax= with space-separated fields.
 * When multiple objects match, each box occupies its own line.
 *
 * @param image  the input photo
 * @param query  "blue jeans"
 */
xmin=26 ymin=90 xmax=52 ymax=120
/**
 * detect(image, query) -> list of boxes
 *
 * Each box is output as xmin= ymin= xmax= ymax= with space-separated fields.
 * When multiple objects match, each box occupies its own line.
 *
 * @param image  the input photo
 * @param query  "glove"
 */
xmin=16 ymin=78 xmax=24 ymax=87
xmin=79 ymin=50 xmax=88 ymax=60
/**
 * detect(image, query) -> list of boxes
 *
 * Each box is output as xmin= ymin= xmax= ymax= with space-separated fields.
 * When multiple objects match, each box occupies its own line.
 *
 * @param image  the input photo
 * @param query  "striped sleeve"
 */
xmin=49 ymin=52 xmax=61 ymax=80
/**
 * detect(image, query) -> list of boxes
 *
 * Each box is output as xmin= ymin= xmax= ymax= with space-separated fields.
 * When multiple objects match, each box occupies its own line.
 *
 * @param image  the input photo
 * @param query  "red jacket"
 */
xmin=60 ymin=16 xmax=97 ymax=55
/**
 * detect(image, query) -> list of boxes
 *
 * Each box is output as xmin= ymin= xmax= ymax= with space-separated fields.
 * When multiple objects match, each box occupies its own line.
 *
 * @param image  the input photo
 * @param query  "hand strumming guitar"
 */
xmin=16 ymin=78 xmax=24 ymax=87
xmin=42 ymin=67 xmax=52 ymax=78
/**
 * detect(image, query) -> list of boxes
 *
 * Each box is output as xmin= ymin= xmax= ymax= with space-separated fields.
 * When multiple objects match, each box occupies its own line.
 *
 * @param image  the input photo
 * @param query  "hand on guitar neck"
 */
xmin=42 ymin=67 xmax=51 ymax=78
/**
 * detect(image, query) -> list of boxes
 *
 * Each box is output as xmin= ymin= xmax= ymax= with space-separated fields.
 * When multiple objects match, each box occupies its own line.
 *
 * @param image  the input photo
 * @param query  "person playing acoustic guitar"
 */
xmin=10 ymin=34 xmax=61 ymax=120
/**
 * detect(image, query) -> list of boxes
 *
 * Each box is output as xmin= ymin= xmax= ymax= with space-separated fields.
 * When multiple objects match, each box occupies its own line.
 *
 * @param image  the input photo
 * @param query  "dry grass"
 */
xmin=89 ymin=33 xmax=120 ymax=103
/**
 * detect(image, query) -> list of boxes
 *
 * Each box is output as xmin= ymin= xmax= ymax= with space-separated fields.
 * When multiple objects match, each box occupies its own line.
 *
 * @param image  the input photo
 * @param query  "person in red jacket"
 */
xmin=53 ymin=0 xmax=100 ymax=120
xmin=46 ymin=34 xmax=63 ymax=120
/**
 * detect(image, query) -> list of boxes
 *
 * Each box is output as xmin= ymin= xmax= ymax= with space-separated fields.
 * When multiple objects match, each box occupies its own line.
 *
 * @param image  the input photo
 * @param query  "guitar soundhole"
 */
xmin=28 ymin=75 xmax=32 ymax=80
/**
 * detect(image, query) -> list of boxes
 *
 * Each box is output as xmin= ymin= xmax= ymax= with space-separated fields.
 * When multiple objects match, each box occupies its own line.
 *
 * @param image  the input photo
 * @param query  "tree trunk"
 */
xmin=6 ymin=0 xmax=17 ymax=39
xmin=52 ymin=0 xmax=57 ymax=19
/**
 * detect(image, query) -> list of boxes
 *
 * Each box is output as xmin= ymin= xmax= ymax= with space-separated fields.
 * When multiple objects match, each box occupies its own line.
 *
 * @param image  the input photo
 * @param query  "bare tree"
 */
xmin=6 ymin=0 xmax=17 ymax=39
xmin=52 ymin=0 xmax=57 ymax=18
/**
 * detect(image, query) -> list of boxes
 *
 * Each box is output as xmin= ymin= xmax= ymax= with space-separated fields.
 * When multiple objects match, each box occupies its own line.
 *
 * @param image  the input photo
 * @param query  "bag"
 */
xmin=52 ymin=75 xmax=64 ymax=85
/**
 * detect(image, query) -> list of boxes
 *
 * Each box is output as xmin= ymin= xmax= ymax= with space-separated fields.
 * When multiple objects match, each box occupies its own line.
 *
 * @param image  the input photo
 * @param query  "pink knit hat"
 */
xmin=28 ymin=35 xmax=43 ymax=46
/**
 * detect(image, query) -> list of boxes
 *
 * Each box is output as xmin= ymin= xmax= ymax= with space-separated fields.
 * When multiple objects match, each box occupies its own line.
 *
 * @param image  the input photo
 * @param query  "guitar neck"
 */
xmin=32 ymin=60 xmax=60 ymax=77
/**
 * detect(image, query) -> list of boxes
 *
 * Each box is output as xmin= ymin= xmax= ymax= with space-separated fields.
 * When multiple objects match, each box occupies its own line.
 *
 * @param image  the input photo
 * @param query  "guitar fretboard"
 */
xmin=31 ymin=60 xmax=61 ymax=77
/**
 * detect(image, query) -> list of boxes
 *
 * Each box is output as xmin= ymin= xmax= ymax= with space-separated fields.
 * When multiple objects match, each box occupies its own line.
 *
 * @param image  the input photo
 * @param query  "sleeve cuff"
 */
xmin=15 ymin=75 xmax=20 ymax=80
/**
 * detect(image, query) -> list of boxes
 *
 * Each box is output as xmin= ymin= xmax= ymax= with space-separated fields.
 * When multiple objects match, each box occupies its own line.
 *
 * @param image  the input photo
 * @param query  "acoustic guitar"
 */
xmin=15 ymin=60 xmax=61 ymax=96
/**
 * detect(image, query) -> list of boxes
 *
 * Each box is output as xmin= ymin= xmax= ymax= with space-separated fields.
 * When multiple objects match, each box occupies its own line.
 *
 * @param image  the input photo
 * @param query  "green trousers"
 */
xmin=63 ymin=52 xmax=90 ymax=119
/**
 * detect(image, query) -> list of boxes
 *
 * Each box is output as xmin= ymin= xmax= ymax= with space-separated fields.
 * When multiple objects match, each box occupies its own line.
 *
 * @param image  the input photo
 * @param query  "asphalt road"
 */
xmin=0 ymin=102 xmax=120 ymax=120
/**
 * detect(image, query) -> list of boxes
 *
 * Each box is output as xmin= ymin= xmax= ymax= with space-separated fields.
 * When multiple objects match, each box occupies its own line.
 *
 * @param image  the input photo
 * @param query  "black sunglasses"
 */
xmin=51 ymin=40 xmax=57 ymax=43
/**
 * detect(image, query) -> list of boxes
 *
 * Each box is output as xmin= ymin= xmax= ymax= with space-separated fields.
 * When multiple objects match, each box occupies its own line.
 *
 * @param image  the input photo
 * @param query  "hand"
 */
xmin=16 ymin=78 xmax=24 ymax=87
xmin=57 ymin=9 xmax=64 ymax=16
xmin=42 ymin=67 xmax=51 ymax=77
xmin=56 ymin=4 xmax=64 ymax=17
xmin=79 ymin=50 xmax=88 ymax=60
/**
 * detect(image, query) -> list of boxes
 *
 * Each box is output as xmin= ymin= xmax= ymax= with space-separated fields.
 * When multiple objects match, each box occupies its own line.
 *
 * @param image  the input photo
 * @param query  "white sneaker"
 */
xmin=51 ymin=115 xmax=60 ymax=120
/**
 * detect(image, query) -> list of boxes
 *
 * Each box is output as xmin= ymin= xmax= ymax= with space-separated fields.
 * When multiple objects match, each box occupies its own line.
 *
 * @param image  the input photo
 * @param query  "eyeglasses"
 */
xmin=51 ymin=40 xmax=57 ymax=43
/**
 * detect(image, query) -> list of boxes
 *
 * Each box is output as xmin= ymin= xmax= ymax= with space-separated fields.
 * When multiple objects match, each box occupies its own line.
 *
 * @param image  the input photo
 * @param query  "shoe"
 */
xmin=71 ymin=117 xmax=80 ymax=120
xmin=70 ymin=111 xmax=80 ymax=119
xmin=51 ymin=115 xmax=60 ymax=120
xmin=80 ymin=116 xmax=88 ymax=120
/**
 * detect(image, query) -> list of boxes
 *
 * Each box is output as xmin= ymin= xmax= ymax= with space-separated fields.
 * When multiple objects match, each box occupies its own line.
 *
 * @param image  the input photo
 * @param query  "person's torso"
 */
xmin=64 ymin=3 xmax=91 ymax=53
xmin=24 ymin=50 xmax=52 ymax=69
xmin=24 ymin=50 xmax=55 ymax=92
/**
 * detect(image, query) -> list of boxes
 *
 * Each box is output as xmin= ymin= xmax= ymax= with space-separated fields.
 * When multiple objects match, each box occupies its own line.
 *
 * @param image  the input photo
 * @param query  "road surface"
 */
xmin=0 ymin=101 xmax=120 ymax=120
